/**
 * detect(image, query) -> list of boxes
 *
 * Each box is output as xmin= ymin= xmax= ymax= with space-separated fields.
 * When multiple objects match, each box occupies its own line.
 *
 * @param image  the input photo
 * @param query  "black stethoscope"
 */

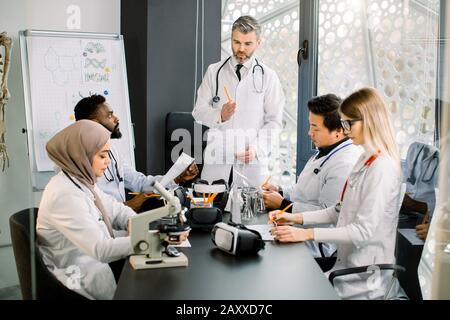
xmin=104 ymin=151 xmax=124 ymax=183
xmin=312 ymin=141 xmax=353 ymax=175
xmin=212 ymin=57 xmax=265 ymax=104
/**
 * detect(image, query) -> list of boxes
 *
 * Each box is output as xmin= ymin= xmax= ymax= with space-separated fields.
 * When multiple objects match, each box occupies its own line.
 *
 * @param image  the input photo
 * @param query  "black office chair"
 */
xmin=165 ymin=112 xmax=208 ymax=179
xmin=328 ymin=263 xmax=407 ymax=299
xmin=9 ymin=208 xmax=87 ymax=300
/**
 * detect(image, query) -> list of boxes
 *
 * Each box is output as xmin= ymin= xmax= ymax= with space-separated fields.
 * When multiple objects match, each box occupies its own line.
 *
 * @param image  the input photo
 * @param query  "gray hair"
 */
xmin=232 ymin=16 xmax=261 ymax=38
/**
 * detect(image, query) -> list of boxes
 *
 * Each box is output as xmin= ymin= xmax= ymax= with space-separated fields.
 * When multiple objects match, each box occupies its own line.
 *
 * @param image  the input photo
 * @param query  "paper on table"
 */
xmin=398 ymin=228 xmax=425 ymax=246
xmin=246 ymin=224 xmax=274 ymax=241
xmin=159 ymin=152 xmax=194 ymax=188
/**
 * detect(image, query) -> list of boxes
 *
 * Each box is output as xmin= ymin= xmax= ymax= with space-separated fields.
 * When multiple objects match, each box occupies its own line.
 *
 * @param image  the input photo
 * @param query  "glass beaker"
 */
xmin=240 ymin=187 xmax=258 ymax=221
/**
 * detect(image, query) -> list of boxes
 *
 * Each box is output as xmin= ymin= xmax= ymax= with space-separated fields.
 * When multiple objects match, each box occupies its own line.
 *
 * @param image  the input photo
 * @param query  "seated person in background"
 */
xmin=270 ymin=88 xmax=403 ymax=300
xmin=262 ymin=94 xmax=361 ymax=257
xmin=37 ymin=121 xmax=135 ymax=299
xmin=74 ymin=94 xmax=199 ymax=212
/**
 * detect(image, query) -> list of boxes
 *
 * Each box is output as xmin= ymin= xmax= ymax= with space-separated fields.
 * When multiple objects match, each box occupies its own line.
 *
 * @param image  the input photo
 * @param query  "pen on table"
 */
xmin=224 ymin=86 xmax=232 ymax=103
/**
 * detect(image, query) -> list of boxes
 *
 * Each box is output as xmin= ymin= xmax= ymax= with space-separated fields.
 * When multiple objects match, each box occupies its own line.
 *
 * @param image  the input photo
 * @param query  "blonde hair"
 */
xmin=340 ymin=87 xmax=400 ymax=166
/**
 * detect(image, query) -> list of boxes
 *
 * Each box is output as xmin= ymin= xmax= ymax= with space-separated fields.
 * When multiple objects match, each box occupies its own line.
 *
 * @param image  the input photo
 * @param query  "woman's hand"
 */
xmin=268 ymin=210 xmax=302 ymax=225
xmin=271 ymin=226 xmax=314 ymax=243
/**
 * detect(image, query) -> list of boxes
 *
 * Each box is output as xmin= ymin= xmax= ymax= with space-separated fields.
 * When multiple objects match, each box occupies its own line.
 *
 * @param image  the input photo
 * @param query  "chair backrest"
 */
xmin=9 ymin=208 xmax=87 ymax=300
xmin=165 ymin=112 xmax=208 ymax=173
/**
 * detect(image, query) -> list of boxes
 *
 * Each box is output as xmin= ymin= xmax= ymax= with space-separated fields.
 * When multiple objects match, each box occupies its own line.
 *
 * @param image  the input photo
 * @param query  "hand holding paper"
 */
xmin=159 ymin=153 xmax=196 ymax=187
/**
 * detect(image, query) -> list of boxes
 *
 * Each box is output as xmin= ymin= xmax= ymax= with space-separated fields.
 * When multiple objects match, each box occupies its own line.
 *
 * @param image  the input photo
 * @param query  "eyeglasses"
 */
xmin=340 ymin=118 xmax=362 ymax=131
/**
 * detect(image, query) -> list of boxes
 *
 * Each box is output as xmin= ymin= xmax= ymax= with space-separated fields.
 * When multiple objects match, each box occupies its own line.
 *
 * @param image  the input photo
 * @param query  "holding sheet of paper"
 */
xmin=160 ymin=153 xmax=195 ymax=188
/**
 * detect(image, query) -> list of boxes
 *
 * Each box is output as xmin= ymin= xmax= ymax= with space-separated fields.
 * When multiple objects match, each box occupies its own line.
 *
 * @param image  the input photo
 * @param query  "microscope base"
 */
xmin=129 ymin=252 xmax=188 ymax=270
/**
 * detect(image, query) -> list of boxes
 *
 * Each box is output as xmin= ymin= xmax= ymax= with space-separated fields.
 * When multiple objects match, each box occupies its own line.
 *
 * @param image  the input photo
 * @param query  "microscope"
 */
xmin=129 ymin=181 xmax=191 ymax=270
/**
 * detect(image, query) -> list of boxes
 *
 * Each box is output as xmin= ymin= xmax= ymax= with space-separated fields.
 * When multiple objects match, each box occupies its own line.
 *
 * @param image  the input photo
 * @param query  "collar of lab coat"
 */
xmin=230 ymin=55 xmax=255 ymax=72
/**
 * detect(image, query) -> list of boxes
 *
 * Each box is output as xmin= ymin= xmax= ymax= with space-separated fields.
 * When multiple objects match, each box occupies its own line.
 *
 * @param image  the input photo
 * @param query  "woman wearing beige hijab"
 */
xmin=37 ymin=120 xmax=136 ymax=300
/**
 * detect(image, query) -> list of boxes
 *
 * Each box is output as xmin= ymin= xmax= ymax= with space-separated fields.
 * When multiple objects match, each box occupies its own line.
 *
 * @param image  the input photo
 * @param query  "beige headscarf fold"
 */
xmin=46 ymin=120 xmax=114 ymax=237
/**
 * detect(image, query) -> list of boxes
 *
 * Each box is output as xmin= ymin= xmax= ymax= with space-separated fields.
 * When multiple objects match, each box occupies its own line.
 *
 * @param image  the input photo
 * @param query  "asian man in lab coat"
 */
xmin=192 ymin=15 xmax=285 ymax=187
xmin=74 ymin=94 xmax=199 ymax=212
xmin=262 ymin=94 xmax=362 ymax=257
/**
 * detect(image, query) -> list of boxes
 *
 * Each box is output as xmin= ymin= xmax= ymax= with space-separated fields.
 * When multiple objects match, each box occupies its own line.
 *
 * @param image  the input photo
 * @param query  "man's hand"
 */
xmin=262 ymin=182 xmax=279 ymax=192
xmin=271 ymin=226 xmax=314 ymax=243
xmin=125 ymin=193 xmax=148 ymax=212
xmin=416 ymin=223 xmax=430 ymax=240
xmin=175 ymin=162 xmax=199 ymax=184
xmin=262 ymin=191 xmax=283 ymax=209
xmin=221 ymin=101 xmax=237 ymax=122
xmin=235 ymin=146 xmax=256 ymax=163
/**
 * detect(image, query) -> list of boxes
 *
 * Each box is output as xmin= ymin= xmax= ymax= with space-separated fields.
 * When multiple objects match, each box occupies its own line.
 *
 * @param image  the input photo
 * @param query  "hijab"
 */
xmin=46 ymin=120 xmax=114 ymax=237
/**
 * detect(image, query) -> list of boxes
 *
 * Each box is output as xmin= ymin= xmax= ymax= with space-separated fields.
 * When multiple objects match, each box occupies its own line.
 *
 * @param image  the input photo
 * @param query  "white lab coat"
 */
xmin=302 ymin=151 xmax=402 ymax=299
xmin=283 ymin=141 xmax=362 ymax=257
xmin=193 ymin=56 xmax=285 ymax=187
xmin=37 ymin=171 xmax=136 ymax=300
xmin=97 ymin=143 xmax=165 ymax=202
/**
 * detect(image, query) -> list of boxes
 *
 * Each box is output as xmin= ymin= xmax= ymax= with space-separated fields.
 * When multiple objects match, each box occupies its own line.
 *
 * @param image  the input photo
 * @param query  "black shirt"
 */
xmin=316 ymin=137 xmax=350 ymax=159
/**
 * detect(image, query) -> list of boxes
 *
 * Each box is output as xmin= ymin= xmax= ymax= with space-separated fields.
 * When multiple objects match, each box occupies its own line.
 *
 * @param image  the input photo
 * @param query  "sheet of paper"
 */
xmin=398 ymin=228 xmax=425 ymax=246
xmin=246 ymin=224 xmax=274 ymax=241
xmin=159 ymin=152 xmax=194 ymax=187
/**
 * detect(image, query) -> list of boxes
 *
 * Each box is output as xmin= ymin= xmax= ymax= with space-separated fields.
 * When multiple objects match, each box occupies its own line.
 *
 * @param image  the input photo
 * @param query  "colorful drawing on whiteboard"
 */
xmin=84 ymin=42 xmax=105 ymax=54
xmin=44 ymin=46 xmax=78 ymax=86
xmin=82 ymin=41 xmax=110 ymax=84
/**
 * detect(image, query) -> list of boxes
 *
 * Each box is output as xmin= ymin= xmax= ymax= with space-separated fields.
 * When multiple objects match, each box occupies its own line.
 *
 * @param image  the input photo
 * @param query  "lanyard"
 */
xmin=340 ymin=153 xmax=379 ymax=202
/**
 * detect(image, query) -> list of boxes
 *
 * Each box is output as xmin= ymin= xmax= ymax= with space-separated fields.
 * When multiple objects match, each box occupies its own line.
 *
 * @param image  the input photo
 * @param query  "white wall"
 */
xmin=0 ymin=0 xmax=120 ymax=290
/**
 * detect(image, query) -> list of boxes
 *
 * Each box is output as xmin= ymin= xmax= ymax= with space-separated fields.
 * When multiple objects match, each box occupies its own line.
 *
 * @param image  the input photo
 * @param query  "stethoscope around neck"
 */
xmin=103 ymin=150 xmax=123 ymax=183
xmin=312 ymin=141 xmax=353 ymax=175
xmin=212 ymin=56 xmax=265 ymax=104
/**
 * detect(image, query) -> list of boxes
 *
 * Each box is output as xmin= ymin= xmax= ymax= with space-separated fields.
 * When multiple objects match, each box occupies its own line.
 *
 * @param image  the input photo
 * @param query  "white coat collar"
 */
xmin=230 ymin=55 xmax=255 ymax=71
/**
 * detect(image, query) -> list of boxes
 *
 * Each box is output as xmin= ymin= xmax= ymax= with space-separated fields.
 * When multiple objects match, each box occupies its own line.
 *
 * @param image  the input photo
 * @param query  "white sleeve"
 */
xmin=254 ymin=70 xmax=285 ymax=158
xmin=192 ymin=65 xmax=224 ymax=128
xmin=313 ymin=227 xmax=352 ymax=244
xmin=123 ymin=161 xmax=163 ymax=193
xmin=48 ymin=192 xmax=133 ymax=263
xmin=96 ymin=186 xmax=136 ymax=231
xmin=302 ymin=206 xmax=339 ymax=225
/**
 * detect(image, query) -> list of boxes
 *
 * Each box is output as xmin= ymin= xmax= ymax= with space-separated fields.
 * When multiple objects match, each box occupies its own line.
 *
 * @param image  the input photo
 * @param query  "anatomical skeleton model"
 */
xmin=0 ymin=32 xmax=12 ymax=172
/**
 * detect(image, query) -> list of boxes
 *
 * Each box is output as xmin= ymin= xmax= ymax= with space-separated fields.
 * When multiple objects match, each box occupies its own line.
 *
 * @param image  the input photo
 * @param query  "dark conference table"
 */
xmin=114 ymin=214 xmax=339 ymax=300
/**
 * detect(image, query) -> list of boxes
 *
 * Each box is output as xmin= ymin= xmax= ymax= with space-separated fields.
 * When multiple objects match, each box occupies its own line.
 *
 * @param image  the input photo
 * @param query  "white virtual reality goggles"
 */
xmin=211 ymin=222 xmax=265 ymax=255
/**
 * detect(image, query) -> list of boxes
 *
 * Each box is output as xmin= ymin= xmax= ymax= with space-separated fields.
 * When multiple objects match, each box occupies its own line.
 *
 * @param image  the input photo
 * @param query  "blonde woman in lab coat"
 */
xmin=37 ymin=120 xmax=136 ymax=300
xmin=270 ymin=88 xmax=402 ymax=300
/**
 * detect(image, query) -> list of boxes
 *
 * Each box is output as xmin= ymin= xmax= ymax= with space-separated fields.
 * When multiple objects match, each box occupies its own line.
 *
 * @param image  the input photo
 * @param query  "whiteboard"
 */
xmin=19 ymin=30 xmax=135 ymax=189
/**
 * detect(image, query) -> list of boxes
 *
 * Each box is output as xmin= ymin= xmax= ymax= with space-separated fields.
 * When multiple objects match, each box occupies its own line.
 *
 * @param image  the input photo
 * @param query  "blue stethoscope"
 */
xmin=312 ymin=141 xmax=353 ymax=175
xmin=212 ymin=56 xmax=265 ymax=104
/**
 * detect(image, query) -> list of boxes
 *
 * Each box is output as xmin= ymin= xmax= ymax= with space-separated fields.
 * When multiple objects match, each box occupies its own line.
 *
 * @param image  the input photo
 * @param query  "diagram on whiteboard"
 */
xmin=24 ymin=34 xmax=134 ymax=173
xmin=44 ymin=46 xmax=78 ymax=86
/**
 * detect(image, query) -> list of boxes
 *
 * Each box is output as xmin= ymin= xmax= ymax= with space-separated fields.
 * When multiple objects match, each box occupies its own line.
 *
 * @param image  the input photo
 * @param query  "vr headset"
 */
xmin=211 ymin=222 xmax=265 ymax=255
